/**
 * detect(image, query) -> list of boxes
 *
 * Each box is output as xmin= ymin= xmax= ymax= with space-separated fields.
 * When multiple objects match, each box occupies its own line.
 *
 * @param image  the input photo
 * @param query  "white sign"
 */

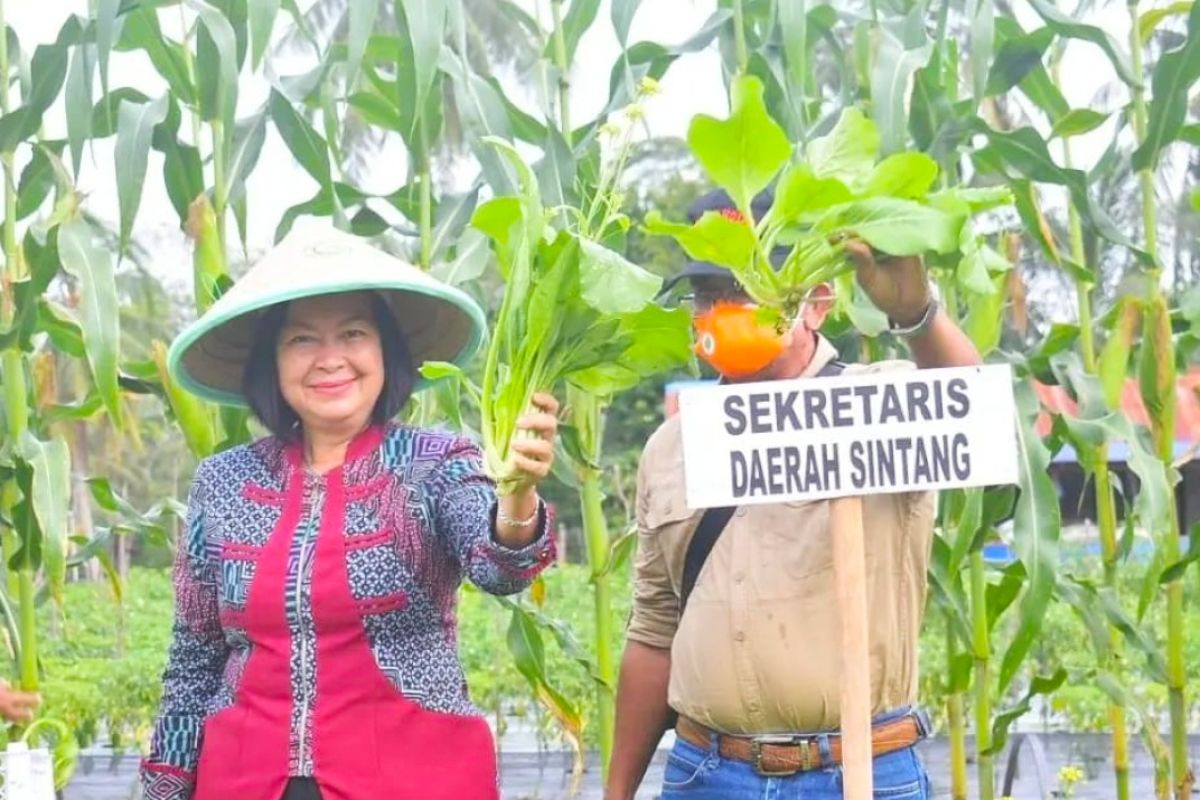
xmin=678 ymin=364 xmax=1019 ymax=509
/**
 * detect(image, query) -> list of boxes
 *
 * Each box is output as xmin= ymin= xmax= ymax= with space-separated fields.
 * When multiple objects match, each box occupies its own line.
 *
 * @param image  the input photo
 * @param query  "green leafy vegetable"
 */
xmin=648 ymin=74 xmax=1010 ymax=322
xmin=473 ymin=138 xmax=691 ymax=491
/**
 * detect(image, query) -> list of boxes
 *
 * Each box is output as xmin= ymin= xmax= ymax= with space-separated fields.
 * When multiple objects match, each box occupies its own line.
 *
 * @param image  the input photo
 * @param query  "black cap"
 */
xmin=658 ymin=188 xmax=782 ymax=295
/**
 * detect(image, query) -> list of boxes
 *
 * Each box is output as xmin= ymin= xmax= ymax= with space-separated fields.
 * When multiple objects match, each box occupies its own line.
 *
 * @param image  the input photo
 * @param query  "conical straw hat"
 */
xmin=167 ymin=225 xmax=486 ymax=406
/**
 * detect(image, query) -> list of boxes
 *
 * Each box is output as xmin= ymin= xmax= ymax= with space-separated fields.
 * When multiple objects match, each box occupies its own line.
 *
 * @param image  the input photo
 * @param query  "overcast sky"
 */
xmin=7 ymin=0 xmax=1132 ymax=296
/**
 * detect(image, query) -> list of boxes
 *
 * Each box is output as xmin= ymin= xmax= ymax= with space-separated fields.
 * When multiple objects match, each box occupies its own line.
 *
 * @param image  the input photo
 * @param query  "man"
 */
xmin=605 ymin=189 xmax=981 ymax=799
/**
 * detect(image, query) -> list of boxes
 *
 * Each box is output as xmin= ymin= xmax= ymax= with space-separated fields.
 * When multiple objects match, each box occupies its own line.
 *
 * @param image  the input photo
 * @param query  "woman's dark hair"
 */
xmin=242 ymin=292 xmax=415 ymax=439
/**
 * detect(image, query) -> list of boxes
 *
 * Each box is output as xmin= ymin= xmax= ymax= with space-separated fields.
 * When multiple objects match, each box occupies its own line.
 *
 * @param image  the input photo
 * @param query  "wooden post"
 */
xmin=831 ymin=495 xmax=872 ymax=799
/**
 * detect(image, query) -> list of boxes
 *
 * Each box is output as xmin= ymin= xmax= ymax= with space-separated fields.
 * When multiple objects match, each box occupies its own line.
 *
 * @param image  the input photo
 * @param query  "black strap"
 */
xmin=679 ymin=506 xmax=736 ymax=613
xmin=677 ymin=358 xmax=847 ymax=617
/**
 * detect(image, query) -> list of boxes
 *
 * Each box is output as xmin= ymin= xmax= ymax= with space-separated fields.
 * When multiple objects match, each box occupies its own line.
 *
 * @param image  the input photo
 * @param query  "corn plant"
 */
xmin=0 ymin=2 xmax=168 ymax=785
xmin=1126 ymin=2 xmax=1200 ymax=795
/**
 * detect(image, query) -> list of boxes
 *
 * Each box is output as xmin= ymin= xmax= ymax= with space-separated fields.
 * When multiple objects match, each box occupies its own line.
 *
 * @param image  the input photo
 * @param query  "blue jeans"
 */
xmin=661 ymin=711 xmax=932 ymax=799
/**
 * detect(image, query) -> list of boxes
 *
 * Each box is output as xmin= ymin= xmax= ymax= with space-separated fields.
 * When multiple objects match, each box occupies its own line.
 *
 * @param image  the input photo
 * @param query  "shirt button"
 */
xmin=735 ymin=631 xmax=746 ymax=642
xmin=749 ymin=701 xmax=760 ymax=712
xmin=735 ymin=508 xmax=747 ymax=517
xmin=734 ymin=572 xmax=745 ymax=584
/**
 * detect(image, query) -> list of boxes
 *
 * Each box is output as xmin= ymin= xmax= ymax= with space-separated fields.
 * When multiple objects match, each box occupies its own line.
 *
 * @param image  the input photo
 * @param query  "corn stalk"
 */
xmin=546 ymin=4 xmax=616 ymax=770
xmin=1050 ymin=47 xmax=1132 ymax=800
xmin=570 ymin=387 xmax=616 ymax=770
xmin=1127 ymin=4 xmax=1192 ymax=796
xmin=0 ymin=0 xmax=37 ymax=699
xmin=946 ymin=616 xmax=968 ymax=800
xmin=970 ymin=550 xmax=993 ymax=800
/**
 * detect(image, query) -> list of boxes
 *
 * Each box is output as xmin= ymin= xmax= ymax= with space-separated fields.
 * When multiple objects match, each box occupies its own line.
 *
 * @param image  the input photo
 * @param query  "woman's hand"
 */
xmin=508 ymin=392 xmax=560 ymax=492
xmin=0 ymin=680 xmax=39 ymax=724
xmin=495 ymin=393 xmax=560 ymax=547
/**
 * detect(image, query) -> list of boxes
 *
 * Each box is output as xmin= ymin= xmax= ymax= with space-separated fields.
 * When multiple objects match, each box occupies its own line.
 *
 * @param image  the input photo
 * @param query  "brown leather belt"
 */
xmin=676 ymin=714 xmax=924 ymax=776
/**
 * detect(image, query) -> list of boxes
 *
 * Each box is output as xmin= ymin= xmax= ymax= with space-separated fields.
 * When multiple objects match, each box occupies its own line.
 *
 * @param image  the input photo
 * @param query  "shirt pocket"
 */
xmin=641 ymin=485 xmax=701 ymax=591
xmin=750 ymin=499 xmax=835 ymax=600
xmin=345 ymin=529 xmax=411 ymax=618
xmin=217 ymin=542 xmax=261 ymax=622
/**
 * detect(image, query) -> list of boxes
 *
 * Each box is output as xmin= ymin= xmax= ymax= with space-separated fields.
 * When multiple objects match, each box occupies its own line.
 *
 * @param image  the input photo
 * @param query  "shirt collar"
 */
xmin=797 ymin=333 xmax=839 ymax=379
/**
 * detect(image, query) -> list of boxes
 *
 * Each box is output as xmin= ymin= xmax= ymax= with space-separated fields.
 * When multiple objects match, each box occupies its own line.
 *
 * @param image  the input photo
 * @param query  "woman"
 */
xmin=140 ymin=227 xmax=560 ymax=800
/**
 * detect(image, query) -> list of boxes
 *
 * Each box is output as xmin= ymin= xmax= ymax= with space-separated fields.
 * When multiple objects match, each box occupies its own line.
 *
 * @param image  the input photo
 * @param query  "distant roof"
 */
xmin=1034 ymin=367 xmax=1200 ymax=463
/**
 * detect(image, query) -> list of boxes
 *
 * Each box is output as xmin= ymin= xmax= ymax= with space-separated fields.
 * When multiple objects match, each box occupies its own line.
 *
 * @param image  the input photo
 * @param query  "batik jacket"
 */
xmin=139 ymin=423 xmax=556 ymax=799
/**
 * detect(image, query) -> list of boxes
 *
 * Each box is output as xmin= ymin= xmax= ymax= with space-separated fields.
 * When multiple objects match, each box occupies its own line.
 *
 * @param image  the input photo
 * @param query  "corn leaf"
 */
xmin=612 ymin=0 xmax=641 ymax=45
xmin=18 ymin=434 xmax=70 ymax=607
xmin=1132 ymin=0 xmax=1200 ymax=171
xmin=64 ymin=42 xmax=94 ymax=178
xmin=985 ymin=21 xmax=1055 ymax=96
xmin=57 ymin=219 xmax=121 ymax=425
xmin=928 ymin=536 xmax=972 ymax=646
xmin=116 ymin=8 xmax=195 ymax=106
xmin=398 ymin=0 xmax=448 ymax=132
xmin=505 ymin=606 xmax=584 ymax=750
xmin=965 ymin=0 xmax=994 ymax=100
xmin=778 ymin=0 xmax=809 ymax=135
xmin=226 ymin=112 xmax=268 ymax=205
xmin=1050 ymin=109 xmax=1110 ymax=139
xmin=342 ymin=0 xmax=376 ymax=89
xmin=1140 ymin=2 xmax=1193 ymax=44
xmin=1026 ymin=0 xmax=1137 ymax=86
xmin=115 ymin=94 xmax=169 ymax=255
xmin=95 ymin=0 xmax=123 ymax=105
xmin=985 ymin=668 xmax=1067 ymax=756
xmin=547 ymin=0 xmax=600 ymax=65
xmin=870 ymin=27 xmax=931 ymax=155
xmin=1160 ymin=525 xmax=1200 ymax=584
xmin=189 ymin=0 xmax=238 ymax=141
xmin=985 ymin=561 xmax=1025 ymax=633
xmin=0 ymin=42 xmax=69 ymax=152
xmin=599 ymin=10 xmax=729 ymax=129
xmin=437 ymin=48 xmax=516 ymax=196
xmin=269 ymin=89 xmax=331 ymax=188
xmin=997 ymin=381 xmax=1061 ymax=694
xmin=249 ymin=0 xmax=279 ymax=69
xmin=17 ymin=142 xmax=65 ymax=220
xmin=975 ymin=125 xmax=1149 ymax=265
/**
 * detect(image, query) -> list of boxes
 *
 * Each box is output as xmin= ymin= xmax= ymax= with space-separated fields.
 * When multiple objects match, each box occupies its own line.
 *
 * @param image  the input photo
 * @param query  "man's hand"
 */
xmin=0 ymin=681 xmax=39 ymax=723
xmin=844 ymin=239 xmax=932 ymax=326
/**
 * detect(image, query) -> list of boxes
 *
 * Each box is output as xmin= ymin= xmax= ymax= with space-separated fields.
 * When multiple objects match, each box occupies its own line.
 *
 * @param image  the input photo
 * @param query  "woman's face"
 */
xmin=276 ymin=291 xmax=386 ymax=435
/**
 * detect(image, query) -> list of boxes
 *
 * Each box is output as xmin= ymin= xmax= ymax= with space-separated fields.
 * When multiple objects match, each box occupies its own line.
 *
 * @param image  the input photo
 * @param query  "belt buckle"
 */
xmin=749 ymin=735 xmax=808 ymax=777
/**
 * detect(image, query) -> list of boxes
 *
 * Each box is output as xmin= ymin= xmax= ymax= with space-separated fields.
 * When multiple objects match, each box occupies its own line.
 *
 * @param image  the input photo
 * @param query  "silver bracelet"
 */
xmin=497 ymin=497 xmax=543 ymax=529
xmin=888 ymin=298 xmax=939 ymax=338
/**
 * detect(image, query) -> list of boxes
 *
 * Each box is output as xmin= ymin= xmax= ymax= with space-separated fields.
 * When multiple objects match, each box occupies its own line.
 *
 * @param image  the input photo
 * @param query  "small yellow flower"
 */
xmin=1057 ymin=763 xmax=1084 ymax=797
xmin=637 ymin=76 xmax=661 ymax=96
xmin=624 ymin=102 xmax=645 ymax=121
xmin=599 ymin=121 xmax=623 ymax=138
xmin=1058 ymin=765 xmax=1084 ymax=785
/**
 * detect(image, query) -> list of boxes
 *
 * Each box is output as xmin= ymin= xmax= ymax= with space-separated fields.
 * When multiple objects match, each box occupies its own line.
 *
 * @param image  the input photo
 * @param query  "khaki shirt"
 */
xmin=627 ymin=337 xmax=935 ymax=734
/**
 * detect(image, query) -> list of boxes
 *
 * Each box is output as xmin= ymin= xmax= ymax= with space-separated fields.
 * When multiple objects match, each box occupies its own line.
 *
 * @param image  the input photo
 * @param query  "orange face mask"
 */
xmin=692 ymin=301 xmax=788 ymax=380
